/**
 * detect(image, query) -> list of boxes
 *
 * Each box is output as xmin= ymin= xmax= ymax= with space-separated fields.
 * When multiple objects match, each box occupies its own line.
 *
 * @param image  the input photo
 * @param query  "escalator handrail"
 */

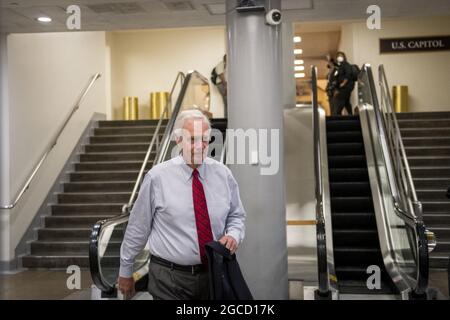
xmin=360 ymin=64 xmax=429 ymax=297
xmin=311 ymin=65 xmax=330 ymax=297
xmin=122 ymin=71 xmax=186 ymax=215
xmin=89 ymin=70 xmax=207 ymax=293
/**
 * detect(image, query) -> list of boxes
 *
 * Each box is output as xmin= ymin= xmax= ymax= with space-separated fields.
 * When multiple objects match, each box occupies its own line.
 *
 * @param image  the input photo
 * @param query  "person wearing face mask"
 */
xmin=117 ymin=109 xmax=246 ymax=300
xmin=332 ymin=51 xmax=355 ymax=116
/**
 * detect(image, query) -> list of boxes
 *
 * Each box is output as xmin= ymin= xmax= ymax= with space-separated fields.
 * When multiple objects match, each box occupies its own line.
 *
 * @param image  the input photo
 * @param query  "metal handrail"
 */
xmin=1 ymin=73 xmax=101 ymax=210
xmin=311 ymin=65 xmax=330 ymax=298
xmin=360 ymin=64 xmax=429 ymax=297
xmin=122 ymin=72 xmax=185 ymax=214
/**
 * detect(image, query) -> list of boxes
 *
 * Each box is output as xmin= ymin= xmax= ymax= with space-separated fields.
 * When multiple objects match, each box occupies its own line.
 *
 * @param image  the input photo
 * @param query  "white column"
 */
xmin=226 ymin=0 xmax=288 ymax=299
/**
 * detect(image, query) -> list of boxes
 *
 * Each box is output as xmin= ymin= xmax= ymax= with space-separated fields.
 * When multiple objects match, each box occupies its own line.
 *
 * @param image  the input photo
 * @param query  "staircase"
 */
xmin=22 ymin=118 xmax=227 ymax=268
xmin=397 ymin=111 xmax=450 ymax=270
xmin=326 ymin=115 xmax=397 ymax=295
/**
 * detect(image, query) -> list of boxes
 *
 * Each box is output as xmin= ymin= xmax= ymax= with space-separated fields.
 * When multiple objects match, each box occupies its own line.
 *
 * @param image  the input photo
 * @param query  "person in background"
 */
xmin=211 ymin=54 xmax=227 ymax=117
xmin=326 ymin=56 xmax=339 ymax=114
xmin=332 ymin=51 xmax=355 ymax=116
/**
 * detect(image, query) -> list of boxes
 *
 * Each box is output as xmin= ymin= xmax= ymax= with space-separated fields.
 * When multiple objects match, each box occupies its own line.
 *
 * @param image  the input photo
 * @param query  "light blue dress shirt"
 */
xmin=119 ymin=155 xmax=246 ymax=278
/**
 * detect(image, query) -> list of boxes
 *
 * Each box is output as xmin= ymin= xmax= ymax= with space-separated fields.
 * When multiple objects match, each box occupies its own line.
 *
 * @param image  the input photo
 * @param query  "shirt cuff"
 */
xmin=225 ymin=229 xmax=241 ymax=245
xmin=119 ymin=264 xmax=134 ymax=278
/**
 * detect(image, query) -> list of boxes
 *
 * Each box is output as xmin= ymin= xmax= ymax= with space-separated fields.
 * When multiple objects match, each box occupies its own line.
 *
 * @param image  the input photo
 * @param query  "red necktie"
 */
xmin=192 ymin=169 xmax=214 ymax=265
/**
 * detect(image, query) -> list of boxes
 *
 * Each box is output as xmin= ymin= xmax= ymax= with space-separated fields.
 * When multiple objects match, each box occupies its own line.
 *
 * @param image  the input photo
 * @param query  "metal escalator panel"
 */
xmin=356 ymin=64 xmax=431 ymax=298
xmin=89 ymin=71 xmax=213 ymax=294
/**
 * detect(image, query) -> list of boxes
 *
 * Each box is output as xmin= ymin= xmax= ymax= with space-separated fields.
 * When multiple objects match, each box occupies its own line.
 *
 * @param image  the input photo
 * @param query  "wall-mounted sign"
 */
xmin=380 ymin=36 xmax=450 ymax=54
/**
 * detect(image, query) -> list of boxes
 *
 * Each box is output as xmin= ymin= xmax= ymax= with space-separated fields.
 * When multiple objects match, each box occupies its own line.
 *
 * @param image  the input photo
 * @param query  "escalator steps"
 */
xmin=326 ymin=116 xmax=398 ymax=295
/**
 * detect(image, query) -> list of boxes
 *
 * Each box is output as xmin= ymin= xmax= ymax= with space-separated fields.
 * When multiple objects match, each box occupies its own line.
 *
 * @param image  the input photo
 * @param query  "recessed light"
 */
xmin=37 ymin=16 xmax=52 ymax=23
xmin=294 ymin=66 xmax=305 ymax=71
xmin=295 ymin=73 xmax=306 ymax=78
xmin=294 ymin=49 xmax=303 ymax=55
xmin=293 ymin=36 xmax=302 ymax=43
xmin=294 ymin=60 xmax=304 ymax=65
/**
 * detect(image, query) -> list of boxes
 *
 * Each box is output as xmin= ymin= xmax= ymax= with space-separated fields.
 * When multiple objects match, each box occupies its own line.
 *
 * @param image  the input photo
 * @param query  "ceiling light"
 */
xmin=294 ymin=66 xmax=305 ymax=71
xmin=295 ymin=73 xmax=306 ymax=78
xmin=293 ymin=36 xmax=302 ymax=43
xmin=294 ymin=49 xmax=303 ymax=55
xmin=294 ymin=59 xmax=304 ymax=65
xmin=37 ymin=16 xmax=52 ymax=23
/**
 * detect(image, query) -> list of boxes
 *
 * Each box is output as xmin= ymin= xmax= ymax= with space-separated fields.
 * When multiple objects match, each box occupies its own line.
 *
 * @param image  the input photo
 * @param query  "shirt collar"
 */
xmin=175 ymin=155 xmax=206 ymax=182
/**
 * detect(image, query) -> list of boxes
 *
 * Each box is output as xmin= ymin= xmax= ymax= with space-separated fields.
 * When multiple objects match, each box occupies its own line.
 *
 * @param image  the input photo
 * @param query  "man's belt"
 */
xmin=150 ymin=255 xmax=206 ymax=274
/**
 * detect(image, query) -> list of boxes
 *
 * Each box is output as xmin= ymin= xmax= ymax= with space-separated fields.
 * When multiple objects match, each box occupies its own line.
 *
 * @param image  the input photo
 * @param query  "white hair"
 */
xmin=172 ymin=108 xmax=211 ymax=140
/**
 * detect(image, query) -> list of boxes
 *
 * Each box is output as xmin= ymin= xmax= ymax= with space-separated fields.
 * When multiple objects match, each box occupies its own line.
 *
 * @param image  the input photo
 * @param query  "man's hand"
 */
xmin=219 ymin=235 xmax=238 ymax=255
xmin=117 ymin=276 xmax=135 ymax=299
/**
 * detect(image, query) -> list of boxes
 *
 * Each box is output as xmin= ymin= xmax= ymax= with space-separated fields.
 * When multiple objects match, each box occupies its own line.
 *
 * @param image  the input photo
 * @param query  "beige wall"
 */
xmin=3 ymin=31 xmax=107 ymax=261
xmin=109 ymin=26 xmax=226 ymax=120
xmin=339 ymin=16 xmax=450 ymax=112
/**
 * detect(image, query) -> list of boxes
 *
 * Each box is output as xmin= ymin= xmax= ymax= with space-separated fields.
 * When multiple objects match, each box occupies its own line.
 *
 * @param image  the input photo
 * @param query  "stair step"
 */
xmin=396 ymin=112 xmax=450 ymax=120
xmin=22 ymin=255 xmax=119 ymax=268
xmin=326 ymin=119 xmax=361 ymax=132
xmin=409 ymin=157 xmax=450 ymax=168
xmin=423 ymin=213 xmax=450 ymax=226
xmin=57 ymin=192 xmax=130 ymax=204
xmin=93 ymin=126 xmax=163 ymax=135
xmin=337 ymin=279 xmax=397 ymax=295
xmin=406 ymin=147 xmax=450 ymax=157
xmin=432 ymin=240 xmax=450 ymax=254
xmin=429 ymin=254 xmax=450 ymax=269
xmin=403 ymin=137 xmax=450 ymax=147
xmin=428 ymin=227 xmax=450 ymax=239
xmin=332 ymin=230 xmax=379 ymax=247
xmin=85 ymin=143 xmax=154 ymax=153
xmin=329 ymin=168 xmax=369 ymax=182
xmin=400 ymin=127 xmax=450 ymax=138
xmin=44 ymin=215 xmax=115 ymax=228
xmin=422 ymin=201 xmax=450 ymax=213
xmin=97 ymin=120 xmax=168 ymax=127
xmin=51 ymin=203 xmax=123 ymax=215
xmin=331 ymin=212 xmax=377 ymax=228
xmin=37 ymin=227 xmax=124 ymax=241
xmin=413 ymin=178 xmax=450 ymax=189
xmin=331 ymin=197 xmax=374 ymax=213
xmin=326 ymin=131 xmax=363 ymax=144
xmin=70 ymin=171 xmax=142 ymax=182
xmin=74 ymin=161 xmax=151 ymax=171
xmin=63 ymin=181 xmax=135 ymax=193
xmin=328 ymin=143 xmax=365 ymax=156
xmin=328 ymin=155 xmax=366 ymax=169
xmin=330 ymin=182 xmax=372 ymax=197
xmin=416 ymin=189 xmax=450 ymax=201
xmin=80 ymin=152 xmax=148 ymax=162
xmin=90 ymin=135 xmax=158 ymax=144
xmin=411 ymin=167 xmax=450 ymax=178
xmin=398 ymin=119 xmax=450 ymax=128
xmin=335 ymin=266 xmax=390 ymax=281
xmin=30 ymin=240 xmax=120 ymax=255
xmin=334 ymin=247 xmax=383 ymax=266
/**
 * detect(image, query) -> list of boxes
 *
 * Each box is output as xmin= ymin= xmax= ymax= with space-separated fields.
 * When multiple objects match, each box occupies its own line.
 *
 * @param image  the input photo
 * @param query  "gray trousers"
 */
xmin=148 ymin=261 xmax=210 ymax=300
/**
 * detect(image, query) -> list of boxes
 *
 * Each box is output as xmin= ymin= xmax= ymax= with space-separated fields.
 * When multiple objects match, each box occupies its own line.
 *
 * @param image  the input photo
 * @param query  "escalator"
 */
xmin=327 ymin=115 xmax=398 ymax=295
xmin=89 ymin=70 xmax=227 ymax=297
xmin=312 ymin=64 xmax=435 ymax=299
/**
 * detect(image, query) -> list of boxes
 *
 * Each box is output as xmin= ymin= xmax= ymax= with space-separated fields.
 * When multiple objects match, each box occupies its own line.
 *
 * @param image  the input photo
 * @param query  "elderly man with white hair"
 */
xmin=117 ymin=109 xmax=246 ymax=300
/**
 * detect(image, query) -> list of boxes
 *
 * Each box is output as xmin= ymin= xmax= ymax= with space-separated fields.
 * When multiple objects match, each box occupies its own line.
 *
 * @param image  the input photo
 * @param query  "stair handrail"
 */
xmin=361 ymin=64 xmax=430 ymax=297
xmin=122 ymin=71 xmax=185 ymax=215
xmin=311 ymin=65 xmax=331 ymax=298
xmin=1 ymin=73 xmax=101 ymax=210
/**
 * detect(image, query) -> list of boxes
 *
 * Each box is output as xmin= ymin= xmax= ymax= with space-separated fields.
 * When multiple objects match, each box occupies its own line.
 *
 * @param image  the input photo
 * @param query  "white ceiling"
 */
xmin=0 ymin=0 xmax=449 ymax=33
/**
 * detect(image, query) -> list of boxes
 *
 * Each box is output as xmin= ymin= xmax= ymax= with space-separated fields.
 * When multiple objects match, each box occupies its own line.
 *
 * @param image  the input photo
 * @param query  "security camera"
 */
xmin=266 ymin=9 xmax=282 ymax=25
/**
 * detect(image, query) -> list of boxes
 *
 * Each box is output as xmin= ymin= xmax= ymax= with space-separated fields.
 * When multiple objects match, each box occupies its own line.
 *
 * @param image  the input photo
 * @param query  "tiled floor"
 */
xmin=0 ymin=269 xmax=93 ymax=300
xmin=0 ymin=268 xmax=448 ymax=300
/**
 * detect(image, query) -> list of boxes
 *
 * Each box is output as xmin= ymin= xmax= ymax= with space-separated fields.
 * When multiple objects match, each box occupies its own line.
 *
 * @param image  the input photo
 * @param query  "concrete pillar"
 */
xmin=281 ymin=22 xmax=296 ymax=110
xmin=226 ymin=0 xmax=288 ymax=299
xmin=0 ymin=32 xmax=11 ymax=268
